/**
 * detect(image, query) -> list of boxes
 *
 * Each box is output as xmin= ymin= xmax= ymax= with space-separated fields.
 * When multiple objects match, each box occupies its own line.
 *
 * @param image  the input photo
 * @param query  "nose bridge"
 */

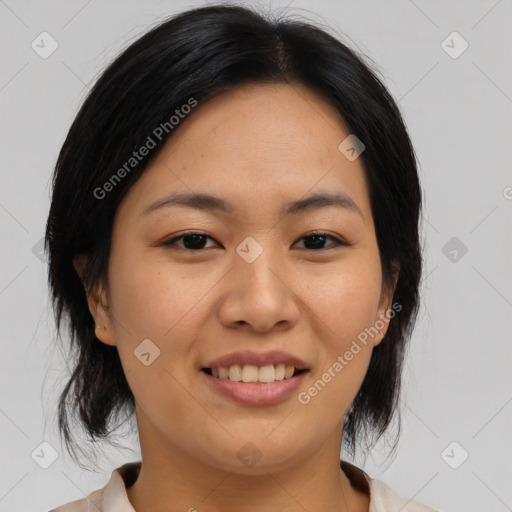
xmin=235 ymin=233 xmax=286 ymax=295
xmin=217 ymin=233 xmax=300 ymax=331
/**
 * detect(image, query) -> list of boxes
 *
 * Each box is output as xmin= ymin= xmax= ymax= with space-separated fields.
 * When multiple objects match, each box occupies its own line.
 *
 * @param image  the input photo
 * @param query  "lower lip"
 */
xmin=202 ymin=370 xmax=309 ymax=406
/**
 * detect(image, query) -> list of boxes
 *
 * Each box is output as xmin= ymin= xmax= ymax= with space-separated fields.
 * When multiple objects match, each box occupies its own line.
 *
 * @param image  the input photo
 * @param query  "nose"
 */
xmin=216 ymin=244 xmax=300 ymax=333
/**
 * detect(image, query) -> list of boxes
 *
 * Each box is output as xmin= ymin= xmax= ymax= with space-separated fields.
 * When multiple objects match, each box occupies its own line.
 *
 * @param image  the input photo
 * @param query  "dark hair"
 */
xmin=45 ymin=3 xmax=422 ymax=467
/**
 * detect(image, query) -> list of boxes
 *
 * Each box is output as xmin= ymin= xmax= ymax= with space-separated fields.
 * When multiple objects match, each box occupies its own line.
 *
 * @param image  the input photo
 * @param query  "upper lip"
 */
xmin=203 ymin=350 xmax=309 ymax=370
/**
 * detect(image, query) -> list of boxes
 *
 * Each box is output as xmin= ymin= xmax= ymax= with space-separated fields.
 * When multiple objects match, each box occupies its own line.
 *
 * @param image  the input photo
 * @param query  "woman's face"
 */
xmin=83 ymin=82 xmax=396 ymax=473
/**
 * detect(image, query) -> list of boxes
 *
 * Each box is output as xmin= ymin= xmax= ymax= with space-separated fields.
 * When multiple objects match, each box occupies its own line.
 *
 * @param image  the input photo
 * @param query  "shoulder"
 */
xmin=48 ymin=485 xmax=105 ymax=512
xmin=48 ymin=462 xmax=141 ymax=512
xmin=367 ymin=476 xmax=438 ymax=512
xmin=341 ymin=460 xmax=438 ymax=512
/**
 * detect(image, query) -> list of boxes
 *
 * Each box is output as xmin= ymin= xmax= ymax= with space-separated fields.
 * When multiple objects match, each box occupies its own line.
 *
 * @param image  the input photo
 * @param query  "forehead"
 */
xmin=116 ymin=82 xmax=372 ymax=223
xmin=167 ymin=82 xmax=352 ymax=163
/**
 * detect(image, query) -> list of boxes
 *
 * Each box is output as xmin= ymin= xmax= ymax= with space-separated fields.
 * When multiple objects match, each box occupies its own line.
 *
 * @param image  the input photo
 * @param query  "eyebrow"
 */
xmin=142 ymin=190 xmax=364 ymax=221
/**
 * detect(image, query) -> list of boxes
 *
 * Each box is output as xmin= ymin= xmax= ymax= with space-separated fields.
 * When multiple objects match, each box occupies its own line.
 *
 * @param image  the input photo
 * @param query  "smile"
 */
xmin=202 ymin=364 xmax=306 ymax=384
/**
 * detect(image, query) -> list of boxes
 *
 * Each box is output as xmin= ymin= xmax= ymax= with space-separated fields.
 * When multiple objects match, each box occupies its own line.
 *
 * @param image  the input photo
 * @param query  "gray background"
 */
xmin=1 ymin=0 xmax=511 ymax=511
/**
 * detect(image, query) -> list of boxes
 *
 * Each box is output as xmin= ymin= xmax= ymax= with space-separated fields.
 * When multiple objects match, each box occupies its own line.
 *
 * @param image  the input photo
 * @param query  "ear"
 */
xmin=373 ymin=261 xmax=400 ymax=347
xmin=73 ymin=254 xmax=116 ymax=346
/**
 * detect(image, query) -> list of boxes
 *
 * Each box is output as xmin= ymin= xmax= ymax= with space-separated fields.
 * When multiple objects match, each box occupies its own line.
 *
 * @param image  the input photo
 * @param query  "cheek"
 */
xmin=297 ymin=265 xmax=380 ymax=418
xmin=301 ymin=257 xmax=383 ymax=343
xmin=107 ymin=246 xmax=214 ymax=338
xmin=106 ymin=252 xmax=205 ymax=413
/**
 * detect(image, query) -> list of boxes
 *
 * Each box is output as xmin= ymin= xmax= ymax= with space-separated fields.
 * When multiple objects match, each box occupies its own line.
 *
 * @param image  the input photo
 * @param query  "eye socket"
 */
xmin=160 ymin=231 xmax=349 ymax=252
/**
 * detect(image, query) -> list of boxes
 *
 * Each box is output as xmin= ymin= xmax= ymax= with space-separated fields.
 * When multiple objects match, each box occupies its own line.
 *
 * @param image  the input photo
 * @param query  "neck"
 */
xmin=126 ymin=411 xmax=369 ymax=512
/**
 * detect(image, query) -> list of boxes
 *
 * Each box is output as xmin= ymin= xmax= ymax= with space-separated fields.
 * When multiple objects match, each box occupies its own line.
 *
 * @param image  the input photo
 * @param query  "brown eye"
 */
xmin=162 ymin=232 xmax=218 ymax=251
xmin=161 ymin=231 xmax=348 ymax=252
xmin=294 ymin=232 xmax=348 ymax=250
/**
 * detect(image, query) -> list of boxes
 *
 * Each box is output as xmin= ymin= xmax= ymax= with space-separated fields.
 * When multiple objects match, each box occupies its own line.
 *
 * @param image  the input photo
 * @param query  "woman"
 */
xmin=45 ymin=4 xmax=436 ymax=511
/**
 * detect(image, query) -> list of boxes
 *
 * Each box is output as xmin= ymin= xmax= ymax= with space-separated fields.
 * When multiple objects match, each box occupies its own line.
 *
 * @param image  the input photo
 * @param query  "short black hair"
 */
xmin=45 ymin=3 xmax=423 ymax=467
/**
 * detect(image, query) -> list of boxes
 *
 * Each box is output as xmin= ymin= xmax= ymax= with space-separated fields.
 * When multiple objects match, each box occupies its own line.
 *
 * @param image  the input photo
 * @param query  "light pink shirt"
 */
xmin=49 ymin=461 xmax=438 ymax=512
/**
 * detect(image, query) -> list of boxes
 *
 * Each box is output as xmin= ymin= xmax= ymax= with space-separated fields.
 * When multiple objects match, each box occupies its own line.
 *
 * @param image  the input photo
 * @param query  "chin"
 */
xmin=199 ymin=436 xmax=306 ymax=475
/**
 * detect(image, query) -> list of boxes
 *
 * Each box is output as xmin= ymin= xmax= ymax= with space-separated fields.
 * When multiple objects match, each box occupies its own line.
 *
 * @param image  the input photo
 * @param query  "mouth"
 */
xmin=201 ymin=364 xmax=310 ymax=406
xmin=201 ymin=365 xmax=309 ymax=384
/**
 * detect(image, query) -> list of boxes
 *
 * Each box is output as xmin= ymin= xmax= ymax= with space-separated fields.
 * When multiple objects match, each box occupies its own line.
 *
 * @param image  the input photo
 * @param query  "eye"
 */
xmin=294 ymin=232 xmax=348 ymax=250
xmin=162 ymin=232 xmax=217 ymax=251
xmin=161 ymin=231 xmax=348 ymax=251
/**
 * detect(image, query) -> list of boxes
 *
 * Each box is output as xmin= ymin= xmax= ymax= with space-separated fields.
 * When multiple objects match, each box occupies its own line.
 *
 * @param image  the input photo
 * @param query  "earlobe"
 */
xmin=373 ymin=312 xmax=389 ymax=347
xmin=94 ymin=322 xmax=116 ymax=346
xmin=374 ymin=263 xmax=400 ymax=347
xmin=89 ymin=290 xmax=117 ymax=346
xmin=73 ymin=254 xmax=87 ymax=282
xmin=88 ymin=284 xmax=117 ymax=346
xmin=73 ymin=254 xmax=116 ymax=346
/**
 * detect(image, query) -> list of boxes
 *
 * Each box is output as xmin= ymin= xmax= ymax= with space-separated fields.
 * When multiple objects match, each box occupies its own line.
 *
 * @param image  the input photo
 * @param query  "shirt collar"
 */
xmin=101 ymin=462 xmax=140 ymax=512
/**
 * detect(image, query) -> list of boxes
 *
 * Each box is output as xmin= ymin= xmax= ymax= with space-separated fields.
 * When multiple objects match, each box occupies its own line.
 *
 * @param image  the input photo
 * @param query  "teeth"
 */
xmin=258 ymin=365 xmax=275 ymax=383
xmin=275 ymin=364 xmax=286 ymax=380
xmin=285 ymin=365 xmax=294 ymax=379
xmin=242 ymin=364 xmax=258 ymax=382
xmin=228 ymin=365 xmax=242 ymax=381
xmin=209 ymin=364 xmax=299 ymax=383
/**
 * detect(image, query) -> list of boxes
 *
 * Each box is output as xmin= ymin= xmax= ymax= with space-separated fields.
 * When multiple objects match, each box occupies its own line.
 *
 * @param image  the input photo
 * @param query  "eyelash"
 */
xmin=161 ymin=231 xmax=349 ymax=252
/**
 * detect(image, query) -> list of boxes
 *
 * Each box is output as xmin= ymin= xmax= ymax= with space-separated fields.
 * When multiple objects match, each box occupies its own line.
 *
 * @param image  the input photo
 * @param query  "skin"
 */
xmin=75 ymin=82 xmax=398 ymax=512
